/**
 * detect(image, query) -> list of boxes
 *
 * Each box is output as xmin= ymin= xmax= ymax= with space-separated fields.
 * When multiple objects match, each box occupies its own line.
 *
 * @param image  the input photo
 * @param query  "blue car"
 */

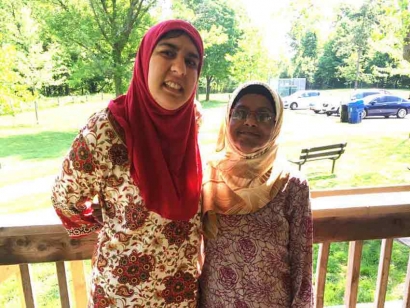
xmin=360 ymin=94 xmax=410 ymax=119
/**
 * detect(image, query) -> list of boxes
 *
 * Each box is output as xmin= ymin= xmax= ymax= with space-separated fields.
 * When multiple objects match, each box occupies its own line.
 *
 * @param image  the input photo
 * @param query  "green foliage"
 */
xmin=333 ymin=0 xmax=384 ymax=87
xmin=314 ymin=39 xmax=346 ymax=88
xmin=173 ymin=0 xmax=242 ymax=100
xmin=286 ymin=0 xmax=410 ymax=89
xmin=39 ymin=0 xmax=156 ymax=96
xmin=0 ymin=44 xmax=34 ymax=115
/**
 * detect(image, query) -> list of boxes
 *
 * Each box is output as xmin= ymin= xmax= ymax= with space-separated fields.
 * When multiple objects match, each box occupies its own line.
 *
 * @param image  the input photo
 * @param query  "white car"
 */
xmin=309 ymin=96 xmax=332 ymax=114
xmin=323 ymin=98 xmax=344 ymax=116
xmin=282 ymin=90 xmax=321 ymax=110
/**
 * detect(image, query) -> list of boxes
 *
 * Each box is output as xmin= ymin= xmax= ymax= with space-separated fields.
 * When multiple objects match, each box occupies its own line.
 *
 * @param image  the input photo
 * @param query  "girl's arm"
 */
xmin=51 ymin=118 xmax=103 ymax=238
xmin=288 ymin=178 xmax=313 ymax=307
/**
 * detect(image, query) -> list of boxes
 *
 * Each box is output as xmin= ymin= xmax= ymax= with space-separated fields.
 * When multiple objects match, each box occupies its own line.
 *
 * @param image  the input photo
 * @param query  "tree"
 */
xmin=286 ymin=0 xmax=325 ymax=87
xmin=226 ymin=13 xmax=280 ymax=84
xmin=400 ymin=0 xmax=410 ymax=62
xmin=0 ymin=44 xmax=33 ymax=115
xmin=41 ymin=0 xmax=157 ymax=96
xmin=333 ymin=0 xmax=381 ymax=89
xmin=314 ymin=39 xmax=345 ymax=88
xmin=0 ymin=0 xmax=60 ymax=116
xmin=292 ymin=31 xmax=318 ymax=86
xmin=172 ymin=0 xmax=242 ymax=101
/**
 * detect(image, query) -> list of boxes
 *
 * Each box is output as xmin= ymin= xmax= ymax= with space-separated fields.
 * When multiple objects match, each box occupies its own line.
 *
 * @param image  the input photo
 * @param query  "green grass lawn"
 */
xmin=0 ymin=91 xmax=409 ymax=307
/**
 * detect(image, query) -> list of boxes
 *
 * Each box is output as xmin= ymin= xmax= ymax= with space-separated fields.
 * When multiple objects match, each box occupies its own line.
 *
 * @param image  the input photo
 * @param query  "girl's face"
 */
xmin=148 ymin=34 xmax=200 ymax=110
xmin=228 ymin=93 xmax=276 ymax=154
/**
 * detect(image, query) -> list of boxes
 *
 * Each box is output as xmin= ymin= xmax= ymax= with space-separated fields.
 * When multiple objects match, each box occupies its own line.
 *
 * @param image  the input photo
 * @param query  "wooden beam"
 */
xmin=0 ymin=225 xmax=97 ymax=265
xmin=311 ymin=184 xmax=410 ymax=198
xmin=374 ymin=238 xmax=393 ymax=307
xmin=313 ymin=212 xmax=410 ymax=243
xmin=1 ymin=210 xmax=410 ymax=264
xmin=19 ymin=264 xmax=35 ymax=308
xmin=345 ymin=241 xmax=363 ymax=308
xmin=56 ymin=261 xmax=70 ymax=308
xmin=314 ymin=242 xmax=330 ymax=308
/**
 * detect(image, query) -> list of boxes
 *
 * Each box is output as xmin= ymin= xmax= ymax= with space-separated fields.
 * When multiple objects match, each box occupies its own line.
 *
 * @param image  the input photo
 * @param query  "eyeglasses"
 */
xmin=230 ymin=109 xmax=275 ymax=123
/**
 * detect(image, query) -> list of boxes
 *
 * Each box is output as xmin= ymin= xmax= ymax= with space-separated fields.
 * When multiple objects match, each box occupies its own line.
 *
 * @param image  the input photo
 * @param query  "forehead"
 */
xmin=154 ymin=34 xmax=199 ymax=56
xmin=234 ymin=93 xmax=274 ymax=111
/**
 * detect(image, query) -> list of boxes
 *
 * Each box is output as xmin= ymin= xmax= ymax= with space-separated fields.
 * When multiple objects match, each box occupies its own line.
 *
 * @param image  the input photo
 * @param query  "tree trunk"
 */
xmin=206 ymin=76 xmax=213 ymax=101
xmin=354 ymin=48 xmax=361 ymax=90
xmin=404 ymin=32 xmax=410 ymax=62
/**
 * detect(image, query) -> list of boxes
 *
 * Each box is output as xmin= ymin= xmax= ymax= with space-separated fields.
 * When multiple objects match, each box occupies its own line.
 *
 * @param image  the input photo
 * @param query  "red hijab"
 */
xmin=108 ymin=20 xmax=204 ymax=221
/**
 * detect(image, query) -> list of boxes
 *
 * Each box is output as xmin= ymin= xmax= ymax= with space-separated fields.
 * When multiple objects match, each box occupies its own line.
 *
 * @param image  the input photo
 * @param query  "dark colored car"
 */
xmin=360 ymin=94 xmax=410 ymax=119
xmin=350 ymin=89 xmax=391 ymax=101
xmin=325 ymin=89 xmax=390 ymax=116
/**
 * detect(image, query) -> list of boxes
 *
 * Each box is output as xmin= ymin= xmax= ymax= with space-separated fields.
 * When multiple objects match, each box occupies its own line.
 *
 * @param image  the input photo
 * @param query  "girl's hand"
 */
xmin=91 ymin=201 xmax=104 ymax=226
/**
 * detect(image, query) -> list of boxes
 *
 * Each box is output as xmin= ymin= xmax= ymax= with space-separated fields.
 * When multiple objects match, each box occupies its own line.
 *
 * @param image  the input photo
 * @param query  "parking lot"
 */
xmin=281 ymin=108 xmax=410 ymax=145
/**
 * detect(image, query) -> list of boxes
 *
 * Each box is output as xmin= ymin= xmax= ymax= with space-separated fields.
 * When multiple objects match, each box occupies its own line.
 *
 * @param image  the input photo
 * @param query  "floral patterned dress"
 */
xmin=52 ymin=109 xmax=202 ymax=307
xmin=199 ymin=175 xmax=313 ymax=308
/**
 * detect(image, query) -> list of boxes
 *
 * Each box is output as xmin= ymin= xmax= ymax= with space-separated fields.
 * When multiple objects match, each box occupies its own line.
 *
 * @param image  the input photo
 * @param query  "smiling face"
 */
xmin=228 ymin=93 xmax=276 ymax=154
xmin=147 ymin=33 xmax=200 ymax=110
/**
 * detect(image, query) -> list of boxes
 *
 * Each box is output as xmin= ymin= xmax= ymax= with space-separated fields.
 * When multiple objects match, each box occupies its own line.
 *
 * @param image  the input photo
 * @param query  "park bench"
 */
xmin=288 ymin=142 xmax=347 ymax=173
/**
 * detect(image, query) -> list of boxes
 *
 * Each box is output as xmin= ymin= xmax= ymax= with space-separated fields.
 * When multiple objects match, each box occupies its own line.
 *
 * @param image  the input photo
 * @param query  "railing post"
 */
xmin=69 ymin=260 xmax=89 ymax=307
xmin=345 ymin=240 xmax=363 ymax=308
xmin=19 ymin=264 xmax=35 ymax=308
xmin=403 ymin=253 xmax=410 ymax=308
xmin=375 ymin=238 xmax=393 ymax=307
xmin=56 ymin=261 xmax=70 ymax=308
xmin=314 ymin=242 xmax=330 ymax=308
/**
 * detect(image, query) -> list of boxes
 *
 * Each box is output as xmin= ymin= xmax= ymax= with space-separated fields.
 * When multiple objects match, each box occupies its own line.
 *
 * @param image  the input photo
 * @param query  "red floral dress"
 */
xmin=199 ymin=175 xmax=313 ymax=307
xmin=52 ymin=109 xmax=202 ymax=307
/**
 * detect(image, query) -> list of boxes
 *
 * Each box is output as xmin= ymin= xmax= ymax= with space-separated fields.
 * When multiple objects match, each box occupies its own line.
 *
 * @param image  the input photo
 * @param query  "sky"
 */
xmin=238 ymin=0 xmax=365 ymax=57
xmin=160 ymin=0 xmax=366 ymax=58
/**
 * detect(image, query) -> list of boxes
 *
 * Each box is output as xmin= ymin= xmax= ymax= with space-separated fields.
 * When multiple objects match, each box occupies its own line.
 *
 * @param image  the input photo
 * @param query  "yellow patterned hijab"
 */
xmin=202 ymin=81 xmax=289 ymax=238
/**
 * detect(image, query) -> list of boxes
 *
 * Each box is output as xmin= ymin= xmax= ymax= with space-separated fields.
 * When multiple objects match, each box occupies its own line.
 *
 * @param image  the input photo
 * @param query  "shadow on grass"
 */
xmin=0 ymin=130 xmax=77 ymax=160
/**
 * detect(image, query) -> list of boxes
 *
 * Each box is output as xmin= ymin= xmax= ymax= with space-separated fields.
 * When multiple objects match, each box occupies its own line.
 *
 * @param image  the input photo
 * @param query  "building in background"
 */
xmin=270 ymin=78 xmax=306 ymax=97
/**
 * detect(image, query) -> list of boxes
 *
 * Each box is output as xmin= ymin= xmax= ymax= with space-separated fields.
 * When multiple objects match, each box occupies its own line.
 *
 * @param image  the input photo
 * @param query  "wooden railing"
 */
xmin=1 ymin=185 xmax=410 ymax=307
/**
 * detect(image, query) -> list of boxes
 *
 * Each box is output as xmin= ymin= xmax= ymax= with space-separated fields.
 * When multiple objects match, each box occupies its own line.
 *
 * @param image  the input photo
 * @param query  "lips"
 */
xmin=237 ymin=130 xmax=260 ymax=137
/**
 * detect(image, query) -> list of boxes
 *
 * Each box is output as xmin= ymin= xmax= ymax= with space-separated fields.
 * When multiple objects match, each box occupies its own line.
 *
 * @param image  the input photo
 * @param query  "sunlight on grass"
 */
xmin=0 ymin=191 xmax=51 ymax=214
xmin=0 ymin=158 xmax=61 ymax=187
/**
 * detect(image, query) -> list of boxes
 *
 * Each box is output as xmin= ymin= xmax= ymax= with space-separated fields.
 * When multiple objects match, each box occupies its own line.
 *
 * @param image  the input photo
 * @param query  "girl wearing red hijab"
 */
xmin=52 ymin=20 xmax=204 ymax=306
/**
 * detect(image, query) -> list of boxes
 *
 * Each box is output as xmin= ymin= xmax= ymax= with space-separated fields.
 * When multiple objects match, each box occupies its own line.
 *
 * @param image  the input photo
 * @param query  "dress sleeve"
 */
xmin=288 ymin=177 xmax=313 ymax=307
xmin=51 ymin=117 xmax=102 ymax=238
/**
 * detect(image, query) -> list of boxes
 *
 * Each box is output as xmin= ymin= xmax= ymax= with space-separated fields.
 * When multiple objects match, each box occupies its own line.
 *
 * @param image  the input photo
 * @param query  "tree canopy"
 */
xmin=1 ymin=0 xmax=410 ymax=114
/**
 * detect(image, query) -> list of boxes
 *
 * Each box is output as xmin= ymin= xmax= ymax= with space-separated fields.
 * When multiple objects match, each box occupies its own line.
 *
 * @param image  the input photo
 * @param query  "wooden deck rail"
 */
xmin=1 ymin=184 xmax=410 ymax=307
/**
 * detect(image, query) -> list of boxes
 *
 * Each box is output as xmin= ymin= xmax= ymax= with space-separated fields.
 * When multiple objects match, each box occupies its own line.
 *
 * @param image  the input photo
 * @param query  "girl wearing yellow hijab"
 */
xmin=200 ymin=81 xmax=313 ymax=307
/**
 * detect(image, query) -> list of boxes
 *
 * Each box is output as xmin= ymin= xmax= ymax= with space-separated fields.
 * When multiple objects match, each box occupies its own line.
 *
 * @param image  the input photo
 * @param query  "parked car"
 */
xmin=360 ymin=94 xmax=410 ymax=119
xmin=350 ymin=88 xmax=391 ymax=101
xmin=282 ymin=90 xmax=321 ymax=110
xmin=324 ymin=89 xmax=391 ymax=116
xmin=310 ymin=95 xmax=341 ymax=114
xmin=309 ymin=99 xmax=325 ymax=113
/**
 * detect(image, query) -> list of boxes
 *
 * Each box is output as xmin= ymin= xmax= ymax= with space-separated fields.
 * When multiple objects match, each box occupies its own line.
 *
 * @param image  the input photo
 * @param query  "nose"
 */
xmin=244 ymin=112 xmax=258 ymax=126
xmin=171 ymin=56 xmax=186 ymax=76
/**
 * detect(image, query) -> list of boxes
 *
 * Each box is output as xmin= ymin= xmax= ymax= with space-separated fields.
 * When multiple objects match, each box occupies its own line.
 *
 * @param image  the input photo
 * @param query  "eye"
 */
xmin=231 ymin=109 xmax=247 ymax=120
xmin=186 ymin=58 xmax=199 ymax=69
xmin=160 ymin=49 xmax=176 ymax=58
xmin=256 ymin=112 xmax=273 ymax=122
